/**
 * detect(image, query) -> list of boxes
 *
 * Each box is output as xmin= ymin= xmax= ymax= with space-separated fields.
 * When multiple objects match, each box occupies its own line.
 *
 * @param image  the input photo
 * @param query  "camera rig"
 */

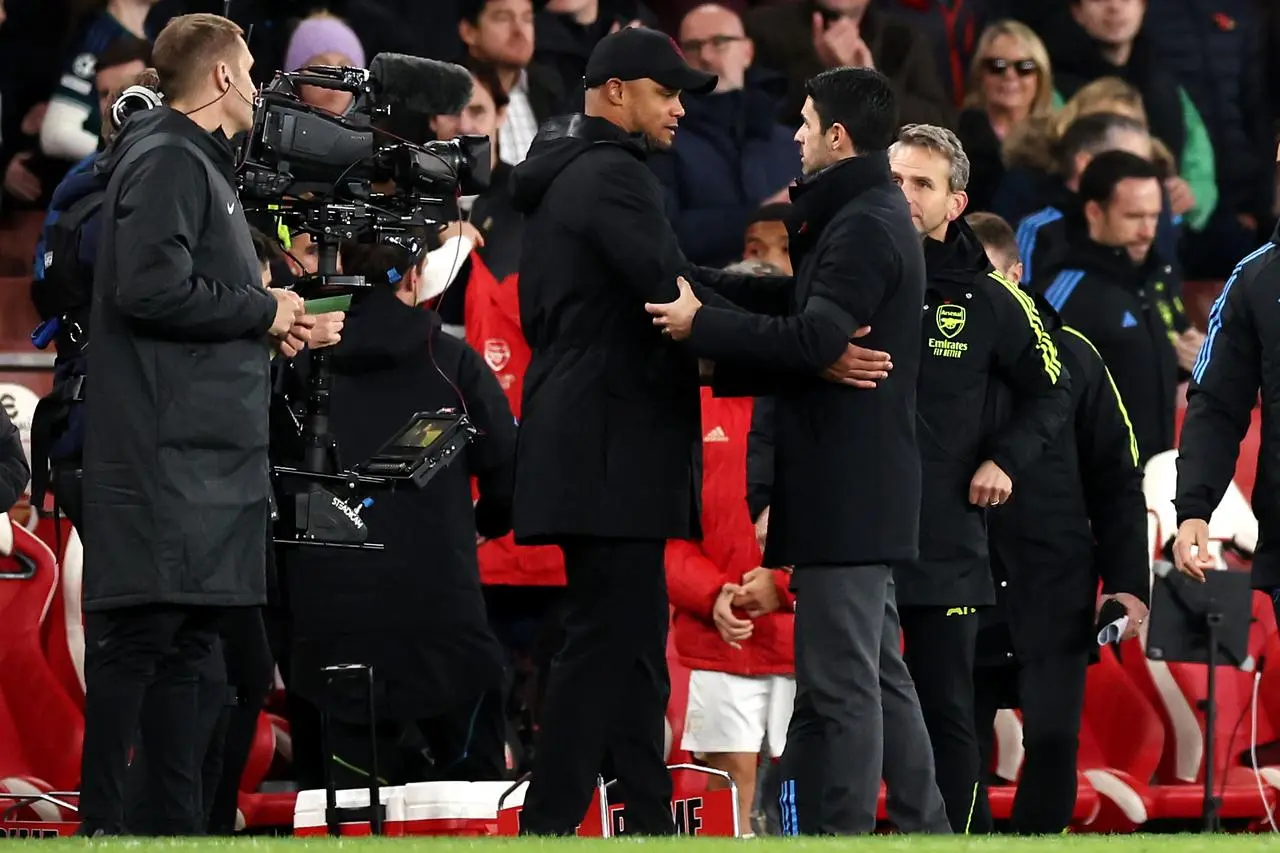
xmin=239 ymin=58 xmax=490 ymax=552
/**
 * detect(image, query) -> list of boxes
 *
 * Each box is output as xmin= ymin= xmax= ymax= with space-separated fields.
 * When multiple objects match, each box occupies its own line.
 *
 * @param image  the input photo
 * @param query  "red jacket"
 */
xmin=465 ymin=257 xmax=565 ymax=587
xmin=666 ymin=390 xmax=794 ymax=676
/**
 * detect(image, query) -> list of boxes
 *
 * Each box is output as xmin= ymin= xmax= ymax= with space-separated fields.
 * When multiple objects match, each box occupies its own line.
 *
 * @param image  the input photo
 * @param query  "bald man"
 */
xmin=650 ymin=3 xmax=800 ymax=266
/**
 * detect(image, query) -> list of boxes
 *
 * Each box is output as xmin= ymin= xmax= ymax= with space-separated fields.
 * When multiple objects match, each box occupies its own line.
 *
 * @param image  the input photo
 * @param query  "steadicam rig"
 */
xmin=245 ymin=53 xmax=486 ymax=552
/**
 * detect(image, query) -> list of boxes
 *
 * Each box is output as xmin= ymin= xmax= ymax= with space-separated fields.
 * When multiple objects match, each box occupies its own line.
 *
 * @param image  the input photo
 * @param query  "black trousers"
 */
xmin=899 ymin=606 xmax=985 ymax=834
xmin=79 ymin=604 xmax=220 ymax=835
xmin=206 ymin=607 xmax=275 ymax=834
xmin=520 ymin=538 xmax=673 ymax=836
xmin=289 ymin=687 xmax=507 ymax=789
xmin=973 ymin=651 xmax=1089 ymax=834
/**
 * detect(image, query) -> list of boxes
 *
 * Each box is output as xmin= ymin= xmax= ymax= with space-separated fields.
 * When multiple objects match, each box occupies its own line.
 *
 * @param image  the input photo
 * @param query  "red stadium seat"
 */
xmin=0 ymin=515 xmax=83 ymax=790
xmin=1120 ymin=593 xmax=1280 ymax=823
xmin=40 ymin=527 xmax=85 ymax=708
xmin=1079 ymin=645 xmax=1163 ymax=830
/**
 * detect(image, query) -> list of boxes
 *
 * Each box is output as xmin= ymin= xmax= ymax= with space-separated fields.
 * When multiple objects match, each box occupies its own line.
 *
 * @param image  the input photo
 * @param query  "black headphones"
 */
xmin=383 ymin=235 xmax=427 ymax=285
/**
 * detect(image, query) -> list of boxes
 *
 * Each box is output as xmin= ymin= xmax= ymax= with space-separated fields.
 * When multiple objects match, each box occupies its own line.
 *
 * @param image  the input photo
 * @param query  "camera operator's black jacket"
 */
xmin=82 ymin=106 xmax=279 ymax=612
xmin=981 ymin=295 xmax=1150 ymax=663
xmin=897 ymin=219 xmax=1071 ymax=608
xmin=285 ymin=287 xmax=514 ymax=723
xmin=1175 ymin=229 xmax=1280 ymax=592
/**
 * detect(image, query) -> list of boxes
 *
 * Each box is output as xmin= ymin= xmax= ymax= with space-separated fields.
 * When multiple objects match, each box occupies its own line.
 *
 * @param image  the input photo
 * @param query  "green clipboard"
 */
xmin=304 ymin=295 xmax=352 ymax=314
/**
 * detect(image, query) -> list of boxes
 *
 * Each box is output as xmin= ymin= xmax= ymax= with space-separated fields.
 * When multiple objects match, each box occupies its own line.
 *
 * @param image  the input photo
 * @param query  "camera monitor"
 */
xmin=352 ymin=409 xmax=474 ymax=489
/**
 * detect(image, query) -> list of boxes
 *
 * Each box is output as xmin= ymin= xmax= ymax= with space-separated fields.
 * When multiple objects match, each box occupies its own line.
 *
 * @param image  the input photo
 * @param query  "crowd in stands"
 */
xmin=0 ymin=0 xmax=1279 ymax=836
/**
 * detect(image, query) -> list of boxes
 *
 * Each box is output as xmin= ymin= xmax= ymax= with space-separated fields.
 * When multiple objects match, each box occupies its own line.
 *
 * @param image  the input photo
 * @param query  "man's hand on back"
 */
xmin=822 ymin=326 xmax=892 ymax=387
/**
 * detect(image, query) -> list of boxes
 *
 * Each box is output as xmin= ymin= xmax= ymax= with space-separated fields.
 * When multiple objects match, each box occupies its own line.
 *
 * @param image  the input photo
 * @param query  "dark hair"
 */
xmin=749 ymin=203 xmax=793 ymax=226
xmin=458 ymin=56 xmax=510 ymax=112
xmin=965 ymin=212 xmax=1019 ymax=263
xmin=1078 ymin=149 xmax=1163 ymax=207
xmin=96 ymin=36 xmax=152 ymax=75
xmin=341 ymin=227 xmax=429 ymax=286
xmin=459 ymin=0 xmax=511 ymax=25
xmin=1055 ymin=111 xmax=1147 ymax=178
xmin=803 ymin=67 xmax=898 ymax=153
xmin=248 ymin=227 xmax=279 ymax=268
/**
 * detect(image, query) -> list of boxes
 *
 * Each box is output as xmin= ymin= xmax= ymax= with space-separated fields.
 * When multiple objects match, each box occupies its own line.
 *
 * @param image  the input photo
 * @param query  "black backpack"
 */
xmin=29 ymin=132 xmax=200 ymax=511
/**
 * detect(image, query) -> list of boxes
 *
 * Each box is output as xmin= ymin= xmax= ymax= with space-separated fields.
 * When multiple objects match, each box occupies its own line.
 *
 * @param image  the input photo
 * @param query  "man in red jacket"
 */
xmin=666 ymin=381 xmax=794 ymax=835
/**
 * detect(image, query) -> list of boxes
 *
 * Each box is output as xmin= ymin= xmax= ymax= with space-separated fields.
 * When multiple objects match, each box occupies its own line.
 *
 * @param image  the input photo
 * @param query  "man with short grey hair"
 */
xmin=888 ymin=123 xmax=1073 ymax=833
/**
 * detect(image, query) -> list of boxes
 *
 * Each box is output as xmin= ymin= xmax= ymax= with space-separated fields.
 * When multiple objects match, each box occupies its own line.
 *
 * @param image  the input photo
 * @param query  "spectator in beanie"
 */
xmin=284 ymin=12 xmax=366 ymax=115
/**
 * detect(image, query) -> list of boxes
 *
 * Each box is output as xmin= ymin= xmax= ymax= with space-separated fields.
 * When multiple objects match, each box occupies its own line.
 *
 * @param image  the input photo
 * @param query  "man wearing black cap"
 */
xmin=508 ymin=26 xmax=810 ymax=836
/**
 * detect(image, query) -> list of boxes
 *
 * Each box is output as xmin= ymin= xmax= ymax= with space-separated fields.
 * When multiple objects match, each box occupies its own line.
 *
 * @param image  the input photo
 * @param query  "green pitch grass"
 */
xmin=21 ymin=836 xmax=1280 ymax=852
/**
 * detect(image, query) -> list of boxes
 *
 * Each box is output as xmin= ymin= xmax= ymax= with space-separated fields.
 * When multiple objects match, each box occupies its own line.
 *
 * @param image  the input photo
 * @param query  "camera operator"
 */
xmin=76 ymin=13 xmax=315 ymax=836
xmin=283 ymin=233 xmax=517 ymax=789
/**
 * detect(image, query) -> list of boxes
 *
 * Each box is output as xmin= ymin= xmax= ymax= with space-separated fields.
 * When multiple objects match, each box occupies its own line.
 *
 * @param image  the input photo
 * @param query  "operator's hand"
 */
xmin=713 ymin=583 xmax=753 ymax=648
xmin=822 ymin=326 xmax=891 ymax=387
xmin=1173 ymin=518 xmax=1215 ymax=582
xmin=969 ymin=460 xmax=1012 ymax=508
xmin=1098 ymin=592 xmax=1149 ymax=641
xmin=275 ymin=313 xmax=316 ymax=359
xmin=733 ymin=567 xmax=782 ymax=618
xmin=268 ymin=288 xmax=305 ymax=338
xmin=309 ymin=311 xmax=345 ymax=349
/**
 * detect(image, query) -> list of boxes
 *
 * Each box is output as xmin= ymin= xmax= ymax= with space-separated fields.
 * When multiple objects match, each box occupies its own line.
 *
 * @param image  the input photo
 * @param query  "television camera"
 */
xmin=238 ymin=53 xmax=491 ymax=552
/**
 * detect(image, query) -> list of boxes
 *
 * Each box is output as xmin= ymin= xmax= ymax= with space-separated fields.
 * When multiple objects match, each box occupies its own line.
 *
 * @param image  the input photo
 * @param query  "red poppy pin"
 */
xmin=1213 ymin=12 xmax=1236 ymax=31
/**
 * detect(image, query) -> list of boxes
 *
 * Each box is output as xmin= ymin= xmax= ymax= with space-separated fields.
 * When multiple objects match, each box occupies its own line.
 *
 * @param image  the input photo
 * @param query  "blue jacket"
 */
xmin=649 ymin=79 xmax=800 ymax=268
xmin=33 ymin=152 xmax=104 ymax=283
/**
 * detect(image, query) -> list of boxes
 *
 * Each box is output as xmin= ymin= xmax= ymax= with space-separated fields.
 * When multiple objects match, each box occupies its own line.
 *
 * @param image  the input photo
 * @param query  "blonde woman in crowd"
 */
xmin=956 ymin=20 xmax=1054 ymax=212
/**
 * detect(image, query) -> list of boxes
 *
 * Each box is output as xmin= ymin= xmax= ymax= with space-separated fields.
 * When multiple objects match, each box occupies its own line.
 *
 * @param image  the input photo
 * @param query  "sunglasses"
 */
xmin=982 ymin=58 xmax=1038 ymax=77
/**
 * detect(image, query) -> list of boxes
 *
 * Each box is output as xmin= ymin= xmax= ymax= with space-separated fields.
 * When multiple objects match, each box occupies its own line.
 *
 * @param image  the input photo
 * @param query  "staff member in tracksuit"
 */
xmin=967 ymin=211 xmax=1151 ymax=834
xmin=1173 ymin=230 xmax=1280 ymax=625
xmin=1037 ymin=150 xmax=1192 ymax=465
xmin=887 ymin=125 xmax=1072 ymax=834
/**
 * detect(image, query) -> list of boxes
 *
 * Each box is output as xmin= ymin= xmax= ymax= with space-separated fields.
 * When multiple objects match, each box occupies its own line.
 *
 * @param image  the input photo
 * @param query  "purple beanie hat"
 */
xmin=285 ymin=17 xmax=366 ymax=72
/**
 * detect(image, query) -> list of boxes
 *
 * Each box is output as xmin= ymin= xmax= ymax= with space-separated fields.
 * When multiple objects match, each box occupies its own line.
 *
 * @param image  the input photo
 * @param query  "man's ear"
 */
xmin=459 ymin=19 xmax=478 ymax=50
xmin=608 ymin=79 xmax=627 ymax=106
xmin=947 ymin=190 xmax=970 ymax=223
xmin=1083 ymin=198 xmax=1105 ymax=231
xmin=1006 ymin=260 xmax=1024 ymax=285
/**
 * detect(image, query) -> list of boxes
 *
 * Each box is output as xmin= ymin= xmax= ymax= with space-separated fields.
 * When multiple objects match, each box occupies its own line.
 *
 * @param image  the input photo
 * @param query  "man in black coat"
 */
xmin=967 ymin=212 xmax=1150 ymax=834
xmin=509 ymin=26 xmax=861 ymax=836
xmin=77 ymin=14 xmax=310 ymax=836
xmin=649 ymin=67 xmax=950 ymax=836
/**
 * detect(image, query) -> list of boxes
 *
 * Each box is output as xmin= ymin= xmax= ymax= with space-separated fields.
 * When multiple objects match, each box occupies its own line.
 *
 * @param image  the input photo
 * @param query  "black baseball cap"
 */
xmin=583 ymin=27 xmax=718 ymax=95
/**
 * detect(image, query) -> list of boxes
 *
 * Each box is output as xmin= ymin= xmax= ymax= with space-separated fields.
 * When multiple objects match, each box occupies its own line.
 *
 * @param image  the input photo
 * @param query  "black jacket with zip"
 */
xmin=1039 ymin=238 xmax=1187 ymax=465
xmin=982 ymin=294 xmax=1150 ymax=662
xmin=897 ymin=219 xmax=1072 ymax=607
xmin=1175 ymin=229 xmax=1280 ymax=591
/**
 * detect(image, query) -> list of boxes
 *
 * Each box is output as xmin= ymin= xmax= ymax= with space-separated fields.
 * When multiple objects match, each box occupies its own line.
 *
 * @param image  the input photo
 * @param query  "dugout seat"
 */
xmin=40 ymin=525 xmax=84 ymax=707
xmin=0 ymin=514 xmax=83 ymax=790
xmin=1143 ymin=450 xmax=1257 ymax=569
xmin=237 ymin=711 xmax=298 ymax=830
xmin=1119 ymin=593 xmax=1280 ymax=823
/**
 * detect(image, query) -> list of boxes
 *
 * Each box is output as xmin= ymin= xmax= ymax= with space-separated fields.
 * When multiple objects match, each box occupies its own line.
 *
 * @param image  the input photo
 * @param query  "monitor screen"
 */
xmin=392 ymin=417 xmax=450 ymax=450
